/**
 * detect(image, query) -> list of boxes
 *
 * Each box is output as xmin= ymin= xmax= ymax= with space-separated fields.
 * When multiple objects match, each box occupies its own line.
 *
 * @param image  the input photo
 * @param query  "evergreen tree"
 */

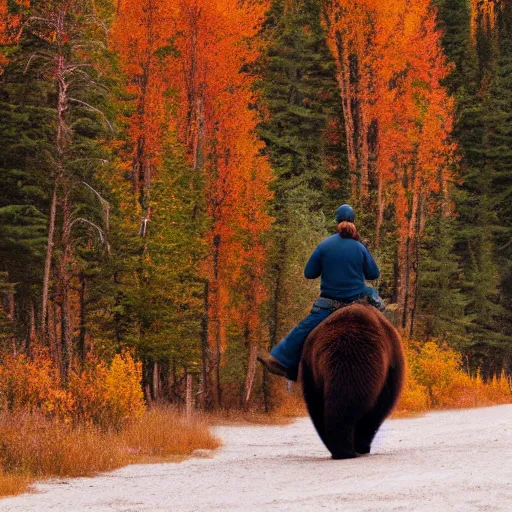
xmin=0 ymin=31 xmax=57 ymax=348
xmin=256 ymin=0 xmax=341 ymax=350
xmin=436 ymin=0 xmax=512 ymax=375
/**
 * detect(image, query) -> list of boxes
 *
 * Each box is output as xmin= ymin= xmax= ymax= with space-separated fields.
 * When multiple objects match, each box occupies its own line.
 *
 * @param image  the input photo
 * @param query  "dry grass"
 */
xmin=0 ymin=472 xmax=32 ymax=498
xmin=122 ymin=406 xmax=220 ymax=462
xmin=210 ymin=381 xmax=307 ymax=426
xmin=276 ymin=389 xmax=307 ymax=419
xmin=0 ymin=413 xmax=128 ymax=479
xmin=210 ymin=409 xmax=295 ymax=426
xmin=0 ymin=407 xmax=220 ymax=498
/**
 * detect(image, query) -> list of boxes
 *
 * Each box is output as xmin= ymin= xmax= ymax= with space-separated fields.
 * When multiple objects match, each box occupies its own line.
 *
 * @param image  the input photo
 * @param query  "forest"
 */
xmin=0 ymin=0 xmax=511 ymax=417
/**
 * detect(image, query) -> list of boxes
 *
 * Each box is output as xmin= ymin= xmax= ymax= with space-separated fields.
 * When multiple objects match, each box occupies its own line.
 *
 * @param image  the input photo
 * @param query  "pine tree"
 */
xmin=257 ymin=0 xmax=340 ymax=349
xmin=0 ymin=26 xmax=57 ymax=349
xmin=0 ymin=0 xmax=115 ymax=372
xmin=436 ymin=0 xmax=512 ymax=375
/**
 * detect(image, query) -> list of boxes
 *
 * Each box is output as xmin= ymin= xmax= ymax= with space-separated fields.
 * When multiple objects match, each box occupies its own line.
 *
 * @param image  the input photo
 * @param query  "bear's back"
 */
xmin=302 ymin=304 xmax=404 ymax=407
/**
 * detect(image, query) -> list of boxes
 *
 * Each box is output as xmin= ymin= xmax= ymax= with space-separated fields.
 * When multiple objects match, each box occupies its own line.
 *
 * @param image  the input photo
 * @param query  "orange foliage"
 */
xmin=0 ymin=350 xmax=75 ymax=419
xmin=110 ymin=0 xmax=179 ymax=205
xmin=470 ymin=0 xmax=500 ymax=41
xmin=0 ymin=0 xmax=29 ymax=73
xmin=326 ymin=0 xmax=456 ymax=333
xmin=111 ymin=0 xmax=273 ymax=381
xmin=173 ymin=0 xmax=273 ymax=396
xmin=396 ymin=341 xmax=512 ymax=415
xmin=0 ymin=350 xmax=145 ymax=430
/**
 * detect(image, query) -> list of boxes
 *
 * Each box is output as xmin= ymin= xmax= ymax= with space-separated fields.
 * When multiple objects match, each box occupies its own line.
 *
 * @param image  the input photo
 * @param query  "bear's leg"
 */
xmin=354 ymin=367 xmax=401 ymax=454
xmin=301 ymin=363 xmax=327 ymax=446
xmin=323 ymin=398 xmax=359 ymax=459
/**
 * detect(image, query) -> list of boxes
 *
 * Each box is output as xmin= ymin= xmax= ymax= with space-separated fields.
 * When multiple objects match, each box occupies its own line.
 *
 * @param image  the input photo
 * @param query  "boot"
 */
xmin=257 ymin=353 xmax=289 ymax=378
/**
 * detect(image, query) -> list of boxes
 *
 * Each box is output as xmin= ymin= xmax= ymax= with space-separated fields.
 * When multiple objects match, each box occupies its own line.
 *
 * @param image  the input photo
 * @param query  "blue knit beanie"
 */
xmin=335 ymin=204 xmax=355 ymax=223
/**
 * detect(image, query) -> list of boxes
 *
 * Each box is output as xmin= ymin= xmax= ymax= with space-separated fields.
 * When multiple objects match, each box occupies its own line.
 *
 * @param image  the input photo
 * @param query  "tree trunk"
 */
xmin=41 ymin=183 xmax=58 ymax=337
xmin=376 ymin=171 xmax=384 ymax=248
xmin=360 ymin=96 xmax=370 ymax=198
xmin=50 ymin=300 xmax=60 ymax=368
xmin=185 ymin=373 xmax=194 ymax=418
xmin=152 ymin=361 xmax=160 ymax=401
xmin=335 ymin=32 xmax=358 ymax=198
xmin=28 ymin=301 xmax=36 ymax=354
xmin=59 ymin=191 xmax=72 ymax=380
xmin=199 ymin=280 xmax=213 ymax=409
xmin=398 ymin=182 xmax=420 ymax=334
xmin=243 ymin=325 xmax=258 ymax=411
xmin=264 ymin=239 xmax=286 ymax=413
xmin=210 ymin=233 xmax=223 ymax=408
xmin=407 ymin=190 xmax=425 ymax=337
xmin=78 ymin=274 xmax=87 ymax=366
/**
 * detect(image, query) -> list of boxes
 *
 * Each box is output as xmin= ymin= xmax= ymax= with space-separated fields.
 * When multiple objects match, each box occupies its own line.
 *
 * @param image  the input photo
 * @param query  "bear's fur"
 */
xmin=301 ymin=303 xmax=405 ymax=459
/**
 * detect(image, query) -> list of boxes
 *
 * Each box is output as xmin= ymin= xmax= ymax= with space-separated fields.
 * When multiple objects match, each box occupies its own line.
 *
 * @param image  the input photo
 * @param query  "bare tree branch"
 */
xmin=68 ymin=98 xmax=114 ymax=133
xmin=70 ymin=68 xmax=110 ymax=93
xmin=69 ymin=217 xmax=111 ymax=254
xmin=23 ymin=52 xmax=52 ymax=74
xmin=80 ymin=181 xmax=110 ymax=231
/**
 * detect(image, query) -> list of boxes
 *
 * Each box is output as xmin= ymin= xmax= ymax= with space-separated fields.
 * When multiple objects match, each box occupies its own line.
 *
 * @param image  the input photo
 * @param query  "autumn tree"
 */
xmin=174 ymin=0 xmax=273 ymax=408
xmin=110 ymin=0 xmax=273 ymax=407
xmin=326 ymin=0 xmax=456 ymax=335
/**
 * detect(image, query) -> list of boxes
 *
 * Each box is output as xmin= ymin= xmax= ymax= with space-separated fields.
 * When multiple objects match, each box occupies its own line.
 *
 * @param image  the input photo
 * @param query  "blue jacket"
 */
xmin=304 ymin=235 xmax=380 ymax=302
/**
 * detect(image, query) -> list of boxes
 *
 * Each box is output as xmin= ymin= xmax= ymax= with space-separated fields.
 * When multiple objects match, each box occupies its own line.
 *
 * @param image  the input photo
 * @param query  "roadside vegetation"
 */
xmin=395 ymin=342 xmax=511 ymax=416
xmin=0 ymin=351 xmax=219 ymax=497
xmin=0 ymin=341 xmax=509 ymax=498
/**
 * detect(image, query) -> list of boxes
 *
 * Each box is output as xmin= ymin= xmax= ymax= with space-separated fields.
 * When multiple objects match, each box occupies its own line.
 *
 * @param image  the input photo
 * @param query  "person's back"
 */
xmin=257 ymin=204 xmax=384 ymax=381
xmin=305 ymin=234 xmax=380 ymax=302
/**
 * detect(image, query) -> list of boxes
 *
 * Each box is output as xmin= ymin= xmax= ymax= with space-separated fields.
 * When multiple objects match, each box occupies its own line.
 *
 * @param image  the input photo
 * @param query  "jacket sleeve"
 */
xmin=362 ymin=245 xmax=380 ymax=280
xmin=304 ymin=246 xmax=322 ymax=279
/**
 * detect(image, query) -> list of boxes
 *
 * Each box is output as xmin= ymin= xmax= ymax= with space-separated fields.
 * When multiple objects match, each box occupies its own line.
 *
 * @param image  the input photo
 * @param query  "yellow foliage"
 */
xmin=397 ymin=357 xmax=430 ymax=414
xmin=69 ymin=351 xmax=145 ymax=429
xmin=395 ymin=341 xmax=512 ymax=416
xmin=104 ymin=352 xmax=146 ymax=426
xmin=0 ymin=350 xmax=146 ymax=430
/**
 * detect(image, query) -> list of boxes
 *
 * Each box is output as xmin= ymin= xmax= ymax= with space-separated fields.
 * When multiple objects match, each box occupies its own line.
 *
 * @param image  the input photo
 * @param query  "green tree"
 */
xmin=257 ymin=0 xmax=340 ymax=343
xmin=436 ymin=0 xmax=512 ymax=376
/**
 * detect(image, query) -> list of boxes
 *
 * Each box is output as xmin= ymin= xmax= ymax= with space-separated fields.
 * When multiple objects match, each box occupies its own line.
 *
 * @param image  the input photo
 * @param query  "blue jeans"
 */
xmin=270 ymin=288 xmax=383 ymax=370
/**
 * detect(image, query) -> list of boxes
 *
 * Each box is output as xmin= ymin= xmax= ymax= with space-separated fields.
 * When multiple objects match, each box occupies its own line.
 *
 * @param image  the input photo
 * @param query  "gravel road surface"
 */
xmin=1 ymin=404 xmax=511 ymax=511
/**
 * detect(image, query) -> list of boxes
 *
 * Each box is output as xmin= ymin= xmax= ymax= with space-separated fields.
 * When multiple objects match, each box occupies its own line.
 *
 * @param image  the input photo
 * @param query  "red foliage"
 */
xmin=326 ymin=0 xmax=456 ymax=333
xmin=174 ymin=0 xmax=273 ymax=397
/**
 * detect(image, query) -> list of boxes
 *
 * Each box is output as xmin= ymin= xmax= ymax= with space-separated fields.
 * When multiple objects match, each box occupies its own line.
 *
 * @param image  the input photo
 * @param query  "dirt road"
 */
xmin=1 ymin=404 xmax=511 ymax=511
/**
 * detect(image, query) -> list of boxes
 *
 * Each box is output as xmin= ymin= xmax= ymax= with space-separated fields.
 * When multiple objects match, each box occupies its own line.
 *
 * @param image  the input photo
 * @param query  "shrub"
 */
xmin=0 ymin=349 xmax=146 ymax=430
xmin=395 ymin=341 xmax=512 ymax=415
xmin=0 ymin=351 xmax=75 ymax=420
xmin=69 ymin=351 xmax=145 ymax=430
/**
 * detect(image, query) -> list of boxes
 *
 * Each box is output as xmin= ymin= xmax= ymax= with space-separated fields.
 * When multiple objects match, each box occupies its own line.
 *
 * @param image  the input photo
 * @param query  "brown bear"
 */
xmin=301 ymin=303 xmax=405 ymax=459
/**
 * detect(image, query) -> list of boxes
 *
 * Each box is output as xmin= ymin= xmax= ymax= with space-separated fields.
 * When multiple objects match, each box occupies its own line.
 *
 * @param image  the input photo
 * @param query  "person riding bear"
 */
xmin=258 ymin=204 xmax=385 ymax=381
